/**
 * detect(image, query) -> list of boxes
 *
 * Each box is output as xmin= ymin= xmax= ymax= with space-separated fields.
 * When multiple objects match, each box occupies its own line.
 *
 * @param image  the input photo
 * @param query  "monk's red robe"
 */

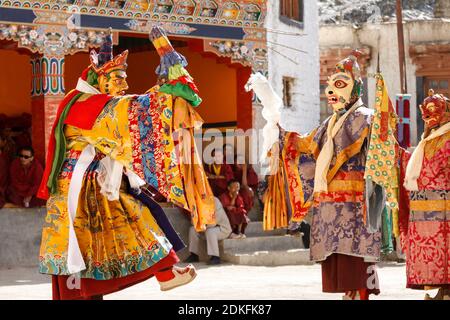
xmin=7 ymin=158 xmax=45 ymax=207
xmin=219 ymin=192 xmax=249 ymax=227
xmin=205 ymin=163 xmax=234 ymax=196
xmin=233 ymin=165 xmax=258 ymax=211
xmin=233 ymin=165 xmax=259 ymax=191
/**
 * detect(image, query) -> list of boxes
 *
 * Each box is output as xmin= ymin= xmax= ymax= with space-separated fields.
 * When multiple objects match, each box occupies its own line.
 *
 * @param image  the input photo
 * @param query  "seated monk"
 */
xmin=7 ymin=146 xmax=45 ymax=208
xmin=219 ymin=180 xmax=250 ymax=239
xmin=205 ymin=148 xmax=234 ymax=196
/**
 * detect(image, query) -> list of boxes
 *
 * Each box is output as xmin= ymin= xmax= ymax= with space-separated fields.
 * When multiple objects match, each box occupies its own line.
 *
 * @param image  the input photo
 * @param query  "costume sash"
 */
xmin=313 ymin=99 xmax=363 ymax=193
xmin=38 ymin=79 xmax=110 ymax=199
xmin=67 ymin=144 xmax=96 ymax=274
xmin=404 ymin=122 xmax=450 ymax=191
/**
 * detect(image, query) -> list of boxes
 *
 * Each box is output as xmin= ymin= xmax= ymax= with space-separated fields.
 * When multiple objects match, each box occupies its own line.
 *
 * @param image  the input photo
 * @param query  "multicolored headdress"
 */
xmin=80 ymin=32 xmax=128 ymax=86
xmin=149 ymin=26 xmax=202 ymax=106
xmin=420 ymin=89 xmax=450 ymax=128
xmin=335 ymin=50 xmax=363 ymax=102
xmin=422 ymin=89 xmax=449 ymax=113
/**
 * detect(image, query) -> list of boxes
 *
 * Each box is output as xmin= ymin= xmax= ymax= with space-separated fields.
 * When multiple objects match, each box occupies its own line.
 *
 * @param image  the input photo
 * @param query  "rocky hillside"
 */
xmin=319 ymin=0 xmax=436 ymax=25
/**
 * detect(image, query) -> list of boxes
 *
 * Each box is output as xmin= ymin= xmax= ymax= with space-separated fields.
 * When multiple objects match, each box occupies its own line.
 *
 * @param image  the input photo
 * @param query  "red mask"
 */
xmin=419 ymin=90 xmax=450 ymax=129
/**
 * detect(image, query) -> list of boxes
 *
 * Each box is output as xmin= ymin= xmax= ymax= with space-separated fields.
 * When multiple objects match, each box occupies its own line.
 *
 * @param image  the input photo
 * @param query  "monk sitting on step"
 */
xmin=219 ymin=180 xmax=250 ymax=239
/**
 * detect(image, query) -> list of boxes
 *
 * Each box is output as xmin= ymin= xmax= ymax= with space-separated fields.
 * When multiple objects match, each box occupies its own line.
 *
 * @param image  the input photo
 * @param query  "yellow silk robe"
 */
xmin=39 ymin=88 xmax=214 ymax=279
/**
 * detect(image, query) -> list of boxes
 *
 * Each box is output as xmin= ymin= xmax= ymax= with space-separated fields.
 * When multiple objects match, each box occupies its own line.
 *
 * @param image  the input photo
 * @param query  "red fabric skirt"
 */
xmin=51 ymin=249 xmax=179 ymax=300
xmin=227 ymin=212 xmax=250 ymax=226
xmin=321 ymin=253 xmax=380 ymax=295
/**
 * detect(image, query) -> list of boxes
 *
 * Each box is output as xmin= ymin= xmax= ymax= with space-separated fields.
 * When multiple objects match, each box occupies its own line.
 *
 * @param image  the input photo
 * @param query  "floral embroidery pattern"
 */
xmin=282 ymin=106 xmax=381 ymax=262
xmin=406 ymin=133 xmax=449 ymax=288
xmin=417 ymin=139 xmax=450 ymax=191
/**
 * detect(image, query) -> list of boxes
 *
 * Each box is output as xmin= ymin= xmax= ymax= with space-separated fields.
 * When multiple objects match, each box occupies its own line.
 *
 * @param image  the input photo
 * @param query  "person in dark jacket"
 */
xmin=6 ymin=146 xmax=45 ymax=208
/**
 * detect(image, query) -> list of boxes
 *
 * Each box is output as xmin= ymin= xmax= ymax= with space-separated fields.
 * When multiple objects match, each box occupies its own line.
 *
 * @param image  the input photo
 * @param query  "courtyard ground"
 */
xmin=0 ymin=262 xmax=434 ymax=300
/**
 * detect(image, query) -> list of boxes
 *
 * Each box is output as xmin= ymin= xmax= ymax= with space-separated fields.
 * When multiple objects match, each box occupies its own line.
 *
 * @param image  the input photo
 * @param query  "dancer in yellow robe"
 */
xmin=37 ymin=27 xmax=214 ymax=299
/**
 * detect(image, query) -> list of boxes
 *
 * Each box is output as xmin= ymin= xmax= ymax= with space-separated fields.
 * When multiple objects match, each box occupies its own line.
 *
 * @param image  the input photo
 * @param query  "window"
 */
xmin=417 ymin=76 xmax=450 ymax=138
xmin=280 ymin=0 xmax=304 ymax=23
xmin=283 ymin=77 xmax=295 ymax=107
xmin=425 ymin=77 xmax=450 ymax=97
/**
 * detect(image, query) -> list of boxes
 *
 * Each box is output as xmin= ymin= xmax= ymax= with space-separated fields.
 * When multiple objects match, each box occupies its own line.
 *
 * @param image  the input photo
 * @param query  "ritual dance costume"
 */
xmin=402 ymin=90 xmax=450 ymax=300
xmin=37 ymin=27 xmax=214 ymax=300
xmin=259 ymin=52 xmax=384 ymax=299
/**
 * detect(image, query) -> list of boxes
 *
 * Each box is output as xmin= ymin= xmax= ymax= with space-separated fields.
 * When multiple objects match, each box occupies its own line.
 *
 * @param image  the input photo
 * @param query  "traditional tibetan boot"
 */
xmin=342 ymin=291 xmax=360 ymax=300
xmin=156 ymin=264 xmax=197 ymax=291
xmin=424 ymin=288 xmax=444 ymax=300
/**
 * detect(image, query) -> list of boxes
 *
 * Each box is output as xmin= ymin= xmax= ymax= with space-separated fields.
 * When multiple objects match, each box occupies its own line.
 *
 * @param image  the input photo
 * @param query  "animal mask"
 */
xmin=419 ymin=89 xmax=450 ymax=130
xmin=325 ymin=50 xmax=363 ymax=112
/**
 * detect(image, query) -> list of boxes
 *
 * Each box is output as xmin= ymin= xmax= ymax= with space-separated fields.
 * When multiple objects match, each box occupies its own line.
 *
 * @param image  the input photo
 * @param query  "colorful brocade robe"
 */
xmin=405 ymin=131 xmax=450 ymax=288
xmin=281 ymin=106 xmax=381 ymax=262
xmin=39 ymin=87 xmax=214 ymax=279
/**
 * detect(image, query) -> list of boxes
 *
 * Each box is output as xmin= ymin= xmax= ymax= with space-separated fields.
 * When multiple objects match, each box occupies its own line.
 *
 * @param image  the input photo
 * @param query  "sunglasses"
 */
xmin=18 ymin=154 xmax=33 ymax=159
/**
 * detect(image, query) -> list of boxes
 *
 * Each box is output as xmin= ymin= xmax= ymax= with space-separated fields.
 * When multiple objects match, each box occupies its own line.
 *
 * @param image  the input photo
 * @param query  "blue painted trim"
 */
xmin=0 ymin=7 xmax=36 ymax=23
xmin=80 ymin=15 xmax=246 ymax=39
xmin=0 ymin=7 xmax=246 ymax=40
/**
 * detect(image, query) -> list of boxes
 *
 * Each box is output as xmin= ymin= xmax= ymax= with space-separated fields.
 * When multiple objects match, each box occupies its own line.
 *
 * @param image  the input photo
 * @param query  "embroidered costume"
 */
xmin=37 ymin=27 xmax=214 ymax=299
xmin=250 ymin=51 xmax=385 ymax=299
xmin=403 ymin=90 xmax=450 ymax=300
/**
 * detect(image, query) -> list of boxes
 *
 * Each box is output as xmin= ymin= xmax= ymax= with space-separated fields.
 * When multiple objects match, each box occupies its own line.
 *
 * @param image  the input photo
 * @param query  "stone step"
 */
xmin=245 ymin=221 xmax=286 ymax=237
xmin=247 ymin=197 xmax=263 ymax=221
xmin=0 ymin=208 xmax=47 ymax=268
xmin=222 ymin=249 xmax=313 ymax=266
xmin=221 ymin=235 xmax=304 ymax=254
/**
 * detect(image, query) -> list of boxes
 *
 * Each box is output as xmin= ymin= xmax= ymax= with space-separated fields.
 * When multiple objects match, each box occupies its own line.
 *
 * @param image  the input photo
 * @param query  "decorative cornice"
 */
xmin=125 ymin=20 xmax=197 ymax=35
xmin=0 ymin=22 xmax=109 ymax=57
xmin=0 ymin=0 xmax=267 ymax=29
xmin=204 ymin=39 xmax=267 ymax=70
xmin=243 ymin=27 xmax=265 ymax=42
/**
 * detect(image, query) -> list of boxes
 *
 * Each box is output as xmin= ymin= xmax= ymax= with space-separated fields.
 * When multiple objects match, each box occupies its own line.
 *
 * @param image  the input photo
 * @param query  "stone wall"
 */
xmin=0 ymin=206 xmax=193 ymax=269
xmin=435 ymin=0 xmax=450 ymax=18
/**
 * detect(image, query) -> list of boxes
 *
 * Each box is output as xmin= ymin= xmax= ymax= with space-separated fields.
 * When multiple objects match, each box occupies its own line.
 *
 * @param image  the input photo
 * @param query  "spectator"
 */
xmin=12 ymin=127 xmax=32 ymax=151
xmin=219 ymin=180 xmax=249 ymax=239
xmin=0 ymin=135 xmax=8 ymax=209
xmin=233 ymin=154 xmax=258 ymax=211
xmin=223 ymin=143 xmax=235 ymax=164
xmin=6 ymin=146 xmax=45 ymax=208
xmin=185 ymin=197 xmax=232 ymax=265
xmin=1 ymin=128 xmax=17 ymax=162
xmin=205 ymin=148 xmax=234 ymax=196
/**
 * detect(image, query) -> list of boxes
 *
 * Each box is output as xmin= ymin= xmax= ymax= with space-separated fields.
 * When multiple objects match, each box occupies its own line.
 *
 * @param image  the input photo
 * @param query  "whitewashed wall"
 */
xmin=263 ymin=0 xmax=320 ymax=134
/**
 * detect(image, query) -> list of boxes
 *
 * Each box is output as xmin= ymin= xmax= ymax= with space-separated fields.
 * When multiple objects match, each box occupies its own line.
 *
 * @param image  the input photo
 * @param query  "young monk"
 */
xmin=219 ymin=180 xmax=250 ymax=239
xmin=233 ymin=153 xmax=258 ymax=211
xmin=205 ymin=148 xmax=235 ymax=197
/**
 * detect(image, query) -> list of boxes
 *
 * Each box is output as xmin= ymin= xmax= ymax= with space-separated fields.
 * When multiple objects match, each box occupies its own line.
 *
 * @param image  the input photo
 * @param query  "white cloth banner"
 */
xmin=313 ymin=99 xmax=362 ymax=193
xmin=67 ymin=144 xmax=96 ymax=274
xmin=97 ymin=156 xmax=124 ymax=201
